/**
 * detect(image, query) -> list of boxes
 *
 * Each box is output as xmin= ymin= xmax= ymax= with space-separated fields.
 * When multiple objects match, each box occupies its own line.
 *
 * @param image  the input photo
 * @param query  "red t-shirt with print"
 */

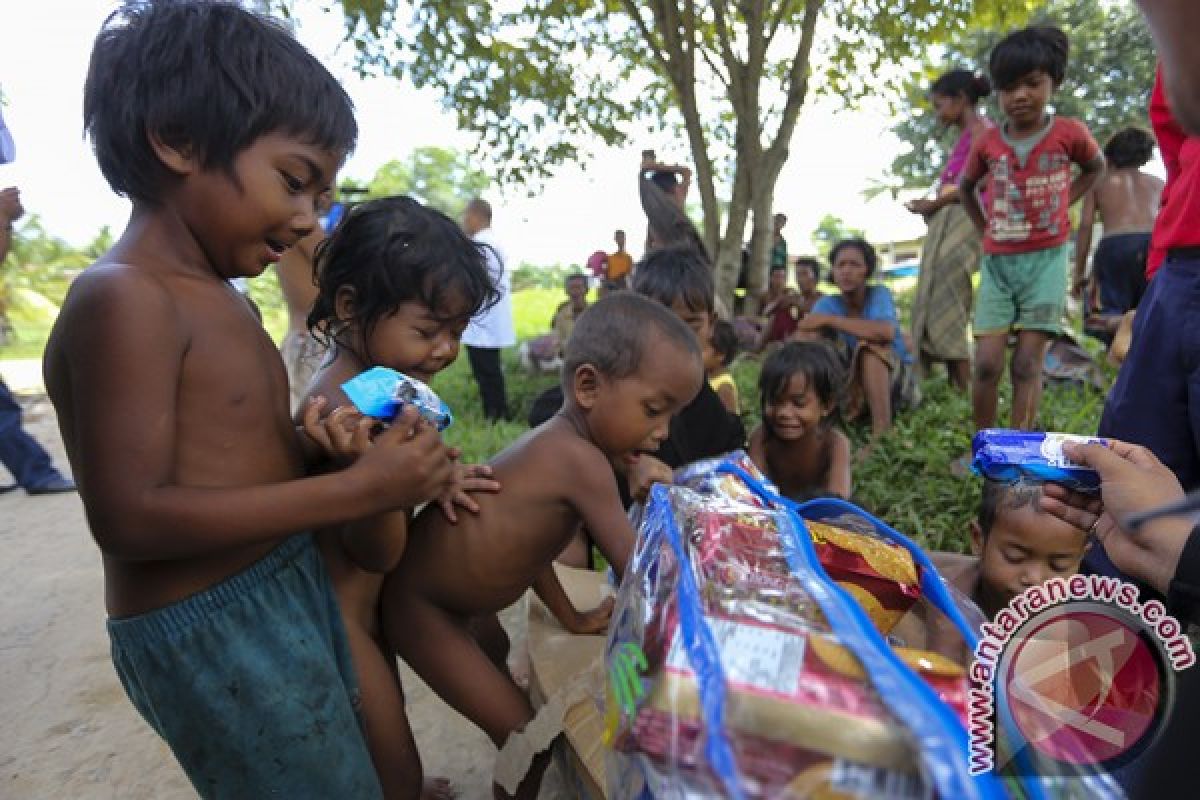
xmin=963 ymin=117 xmax=1101 ymax=255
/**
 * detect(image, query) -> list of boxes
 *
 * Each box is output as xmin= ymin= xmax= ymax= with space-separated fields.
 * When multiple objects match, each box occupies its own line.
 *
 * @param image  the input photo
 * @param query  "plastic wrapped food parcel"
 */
xmin=602 ymin=452 xmax=1124 ymax=799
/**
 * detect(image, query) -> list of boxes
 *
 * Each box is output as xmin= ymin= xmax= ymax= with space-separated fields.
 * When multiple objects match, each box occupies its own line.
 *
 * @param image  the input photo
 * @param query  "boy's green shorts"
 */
xmin=973 ymin=243 xmax=1069 ymax=336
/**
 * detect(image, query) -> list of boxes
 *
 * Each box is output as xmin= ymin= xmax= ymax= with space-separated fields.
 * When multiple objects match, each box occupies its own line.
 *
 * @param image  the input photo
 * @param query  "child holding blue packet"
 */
xmin=301 ymin=195 xmax=501 ymax=798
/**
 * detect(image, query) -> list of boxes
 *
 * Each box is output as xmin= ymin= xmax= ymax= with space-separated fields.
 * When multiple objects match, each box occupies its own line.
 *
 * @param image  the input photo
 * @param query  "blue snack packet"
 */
xmin=971 ymin=429 xmax=1104 ymax=491
xmin=341 ymin=366 xmax=453 ymax=431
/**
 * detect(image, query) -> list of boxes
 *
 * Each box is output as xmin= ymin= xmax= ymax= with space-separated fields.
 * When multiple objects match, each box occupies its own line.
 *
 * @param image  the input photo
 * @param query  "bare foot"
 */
xmin=422 ymin=776 xmax=458 ymax=800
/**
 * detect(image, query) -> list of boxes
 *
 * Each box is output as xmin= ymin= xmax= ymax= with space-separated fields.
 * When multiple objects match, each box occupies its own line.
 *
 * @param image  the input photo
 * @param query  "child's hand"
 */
xmin=565 ymin=596 xmax=615 ymax=635
xmin=353 ymin=406 xmax=455 ymax=511
xmin=436 ymin=458 xmax=501 ymax=523
xmin=301 ymin=396 xmax=374 ymax=468
xmin=626 ymin=454 xmax=674 ymax=503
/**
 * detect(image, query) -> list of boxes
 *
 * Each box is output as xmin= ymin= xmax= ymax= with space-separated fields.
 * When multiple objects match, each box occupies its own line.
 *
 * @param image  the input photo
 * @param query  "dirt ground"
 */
xmin=0 ymin=363 xmax=567 ymax=799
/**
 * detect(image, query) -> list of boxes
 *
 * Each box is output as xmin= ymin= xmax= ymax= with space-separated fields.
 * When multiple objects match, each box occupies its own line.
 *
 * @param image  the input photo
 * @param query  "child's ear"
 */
xmin=146 ymin=128 xmax=197 ymax=177
xmin=969 ymin=521 xmax=985 ymax=557
xmin=572 ymin=364 xmax=601 ymax=410
xmin=334 ymin=286 xmax=357 ymax=323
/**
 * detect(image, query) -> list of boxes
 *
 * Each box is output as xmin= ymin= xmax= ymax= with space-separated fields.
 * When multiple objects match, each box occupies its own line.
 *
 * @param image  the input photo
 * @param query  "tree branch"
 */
xmin=765 ymin=0 xmax=822 ymax=166
xmin=765 ymin=0 xmax=796 ymax=51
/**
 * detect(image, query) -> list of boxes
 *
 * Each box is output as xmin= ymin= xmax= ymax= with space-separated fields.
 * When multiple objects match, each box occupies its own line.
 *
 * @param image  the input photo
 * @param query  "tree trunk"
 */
xmin=713 ymin=146 xmax=754 ymax=317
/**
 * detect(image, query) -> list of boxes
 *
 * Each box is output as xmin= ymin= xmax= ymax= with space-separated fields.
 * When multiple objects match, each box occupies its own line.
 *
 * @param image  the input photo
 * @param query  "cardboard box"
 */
xmin=527 ymin=565 xmax=609 ymax=799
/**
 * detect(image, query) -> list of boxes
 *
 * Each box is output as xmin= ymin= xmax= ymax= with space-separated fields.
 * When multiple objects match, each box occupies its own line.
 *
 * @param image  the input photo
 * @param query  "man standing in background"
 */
xmin=462 ymin=197 xmax=514 ymax=422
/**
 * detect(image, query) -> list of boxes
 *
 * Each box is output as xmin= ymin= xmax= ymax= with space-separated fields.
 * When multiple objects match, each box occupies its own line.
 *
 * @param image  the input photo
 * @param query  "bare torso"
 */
xmin=1093 ymin=168 xmax=1164 ymax=236
xmin=44 ymin=261 xmax=302 ymax=616
xmin=396 ymin=420 xmax=613 ymax=617
xmin=749 ymin=424 xmax=834 ymax=500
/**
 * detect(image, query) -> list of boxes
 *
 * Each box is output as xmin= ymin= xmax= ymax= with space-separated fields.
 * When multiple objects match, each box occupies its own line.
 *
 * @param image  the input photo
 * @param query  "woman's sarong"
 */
xmin=910 ymin=203 xmax=980 ymax=363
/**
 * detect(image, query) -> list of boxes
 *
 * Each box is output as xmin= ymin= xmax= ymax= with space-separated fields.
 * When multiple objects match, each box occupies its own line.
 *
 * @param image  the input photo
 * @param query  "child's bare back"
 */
xmin=398 ymin=416 xmax=634 ymax=615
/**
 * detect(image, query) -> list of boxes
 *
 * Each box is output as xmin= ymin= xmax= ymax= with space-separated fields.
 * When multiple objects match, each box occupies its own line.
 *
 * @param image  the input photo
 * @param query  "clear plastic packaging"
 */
xmin=603 ymin=452 xmax=1125 ymax=799
xmin=340 ymin=366 xmax=453 ymax=430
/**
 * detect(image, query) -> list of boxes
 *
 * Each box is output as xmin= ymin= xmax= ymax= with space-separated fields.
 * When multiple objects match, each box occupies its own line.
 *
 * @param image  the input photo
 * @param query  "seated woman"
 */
xmin=758 ymin=266 xmax=799 ymax=347
xmin=793 ymin=237 xmax=918 ymax=441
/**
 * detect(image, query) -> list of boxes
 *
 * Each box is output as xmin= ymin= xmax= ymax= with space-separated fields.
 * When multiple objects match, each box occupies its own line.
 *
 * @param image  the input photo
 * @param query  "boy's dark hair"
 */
xmin=978 ymin=478 xmax=1043 ymax=538
xmin=307 ymin=196 xmax=498 ymax=355
xmin=989 ymin=25 xmax=1069 ymax=90
xmin=564 ymin=272 xmax=588 ymax=289
xmin=931 ymin=69 xmax=993 ymax=104
xmin=562 ymin=292 xmax=701 ymax=387
xmin=710 ymin=319 xmax=739 ymax=368
xmin=1104 ymin=127 xmax=1157 ymax=169
xmin=84 ymin=0 xmax=357 ymax=205
xmin=829 ymin=237 xmax=878 ymax=279
xmin=758 ymin=341 xmax=844 ymax=424
xmin=632 ymin=245 xmax=715 ymax=314
xmin=794 ymin=256 xmax=821 ymax=279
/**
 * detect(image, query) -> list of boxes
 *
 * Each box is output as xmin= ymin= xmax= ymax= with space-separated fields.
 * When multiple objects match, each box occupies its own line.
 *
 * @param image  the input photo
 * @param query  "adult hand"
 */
xmin=0 ymin=187 xmax=24 ymax=223
xmin=905 ymin=197 xmax=936 ymax=216
xmin=796 ymin=312 xmax=832 ymax=333
xmin=1040 ymin=440 xmax=1193 ymax=594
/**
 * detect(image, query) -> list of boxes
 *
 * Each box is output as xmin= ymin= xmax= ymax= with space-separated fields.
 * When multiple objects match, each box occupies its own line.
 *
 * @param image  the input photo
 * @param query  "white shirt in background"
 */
xmin=463 ymin=226 xmax=516 ymax=349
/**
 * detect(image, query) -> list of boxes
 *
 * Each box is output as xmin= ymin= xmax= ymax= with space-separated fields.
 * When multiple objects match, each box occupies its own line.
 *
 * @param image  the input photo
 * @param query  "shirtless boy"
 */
xmin=1074 ymin=127 xmax=1164 ymax=327
xmin=383 ymin=292 xmax=705 ymax=799
xmin=43 ymin=4 xmax=454 ymax=796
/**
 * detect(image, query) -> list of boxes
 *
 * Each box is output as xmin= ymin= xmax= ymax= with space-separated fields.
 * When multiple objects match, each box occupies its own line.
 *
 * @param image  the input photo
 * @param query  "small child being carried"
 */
xmin=749 ymin=341 xmax=852 ymax=500
xmin=384 ymin=292 xmax=705 ymax=799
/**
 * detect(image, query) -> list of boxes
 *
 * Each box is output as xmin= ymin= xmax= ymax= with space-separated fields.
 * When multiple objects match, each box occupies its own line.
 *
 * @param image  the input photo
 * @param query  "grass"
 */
xmin=3 ymin=281 xmax=1110 ymax=554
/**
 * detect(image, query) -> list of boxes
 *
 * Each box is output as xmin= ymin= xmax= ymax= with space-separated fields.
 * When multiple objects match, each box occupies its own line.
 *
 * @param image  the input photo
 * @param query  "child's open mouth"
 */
xmin=263 ymin=237 xmax=289 ymax=262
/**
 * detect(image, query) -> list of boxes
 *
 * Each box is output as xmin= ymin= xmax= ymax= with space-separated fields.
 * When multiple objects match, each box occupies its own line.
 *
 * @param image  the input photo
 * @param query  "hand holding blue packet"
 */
xmin=340 ymin=366 xmax=453 ymax=431
xmin=971 ymin=429 xmax=1105 ymax=491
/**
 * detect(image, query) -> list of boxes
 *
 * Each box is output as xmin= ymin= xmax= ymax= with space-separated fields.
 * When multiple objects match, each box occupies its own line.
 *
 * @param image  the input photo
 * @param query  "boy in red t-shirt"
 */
xmin=960 ymin=25 xmax=1105 ymax=436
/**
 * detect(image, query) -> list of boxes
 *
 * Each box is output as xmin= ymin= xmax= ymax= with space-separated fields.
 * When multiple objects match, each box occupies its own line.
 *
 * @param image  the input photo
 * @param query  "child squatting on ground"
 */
xmin=299 ymin=196 xmax=503 ymax=799
xmin=959 ymin=25 xmax=1105 ymax=436
xmin=748 ymin=341 xmax=852 ymax=500
xmin=383 ymin=292 xmax=705 ymax=799
xmin=43 ymin=3 xmax=460 ymax=797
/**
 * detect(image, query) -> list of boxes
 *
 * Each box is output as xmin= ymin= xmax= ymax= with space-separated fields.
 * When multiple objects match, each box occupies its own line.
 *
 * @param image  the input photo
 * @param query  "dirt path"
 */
xmin=0 ymin=387 xmax=564 ymax=799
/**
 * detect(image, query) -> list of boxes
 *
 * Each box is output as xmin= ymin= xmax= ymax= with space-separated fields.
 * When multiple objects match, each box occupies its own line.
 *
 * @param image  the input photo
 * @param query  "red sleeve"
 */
xmin=1067 ymin=118 xmax=1101 ymax=165
xmin=1153 ymin=66 xmax=1185 ymax=183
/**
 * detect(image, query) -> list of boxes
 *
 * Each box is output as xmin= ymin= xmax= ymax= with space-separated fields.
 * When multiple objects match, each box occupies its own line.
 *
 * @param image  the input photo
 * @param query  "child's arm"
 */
xmin=570 ymin=447 xmax=639 ymax=579
xmin=715 ymin=379 xmax=738 ymax=415
xmin=1073 ymin=189 xmax=1098 ymax=301
xmin=825 ymin=429 xmax=853 ymax=499
xmin=532 ymin=566 xmax=615 ymax=634
xmin=1070 ymin=154 xmax=1106 ymax=206
xmin=958 ymin=139 xmax=989 ymax=235
xmin=54 ymin=271 xmax=454 ymax=562
xmin=958 ymin=173 xmax=987 ymax=234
